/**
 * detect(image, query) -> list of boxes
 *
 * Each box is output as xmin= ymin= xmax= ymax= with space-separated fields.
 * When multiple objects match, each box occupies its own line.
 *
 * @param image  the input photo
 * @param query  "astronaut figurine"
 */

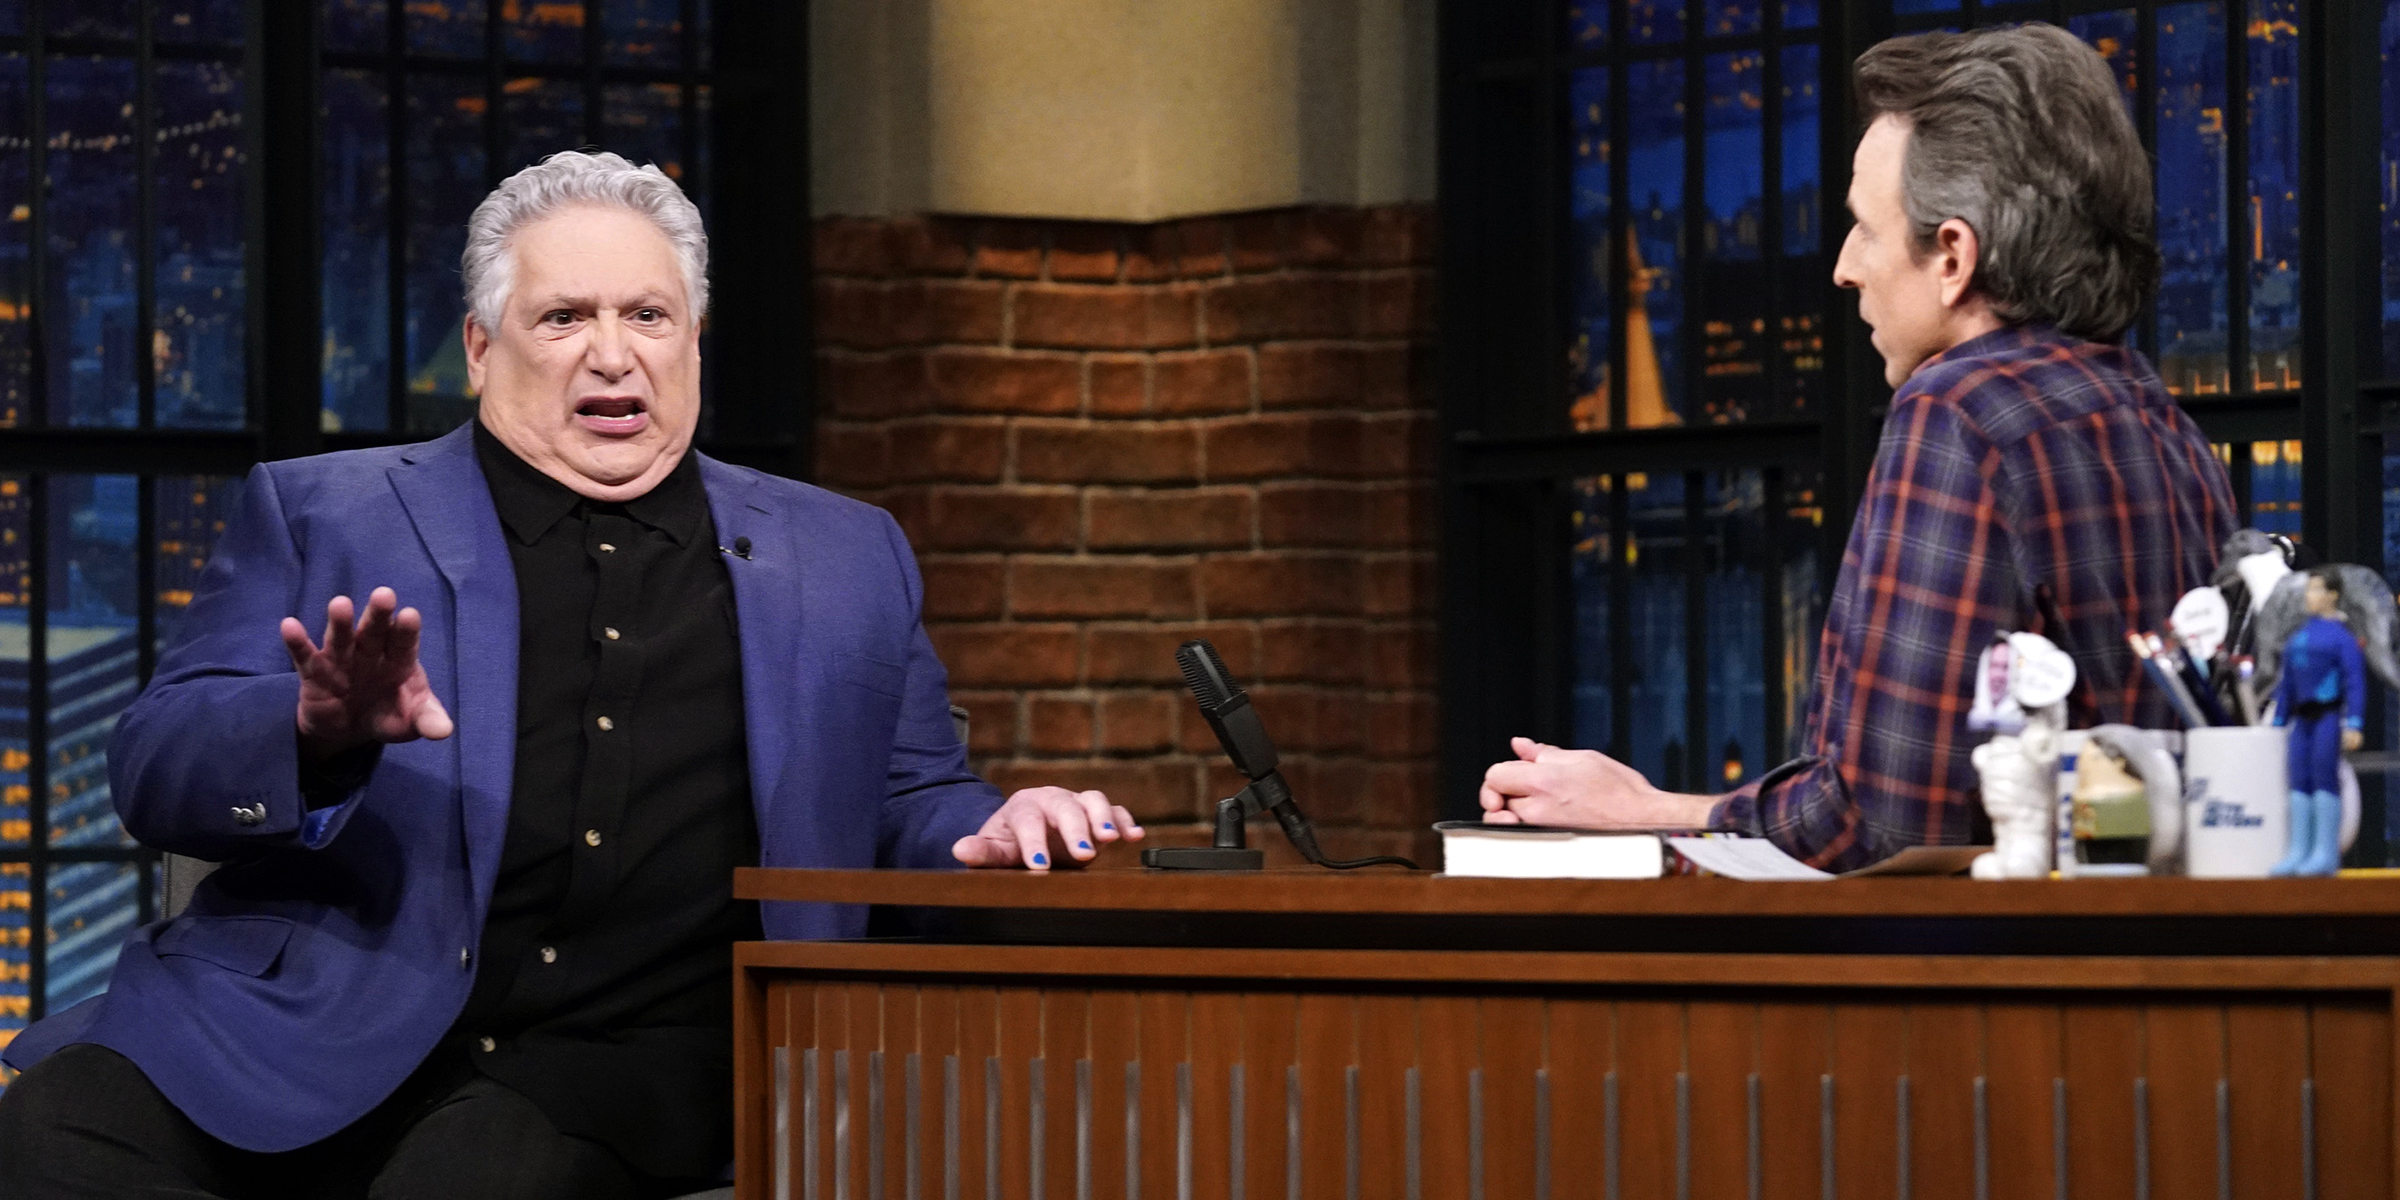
xmin=2269 ymin=569 xmax=2367 ymax=877
xmin=1969 ymin=632 xmax=2078 ymax=880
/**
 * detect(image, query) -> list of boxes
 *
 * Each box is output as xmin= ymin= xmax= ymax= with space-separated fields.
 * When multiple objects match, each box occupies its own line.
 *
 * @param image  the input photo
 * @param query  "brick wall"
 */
xmin=813 ymin=206 xmax=1439 ymax=864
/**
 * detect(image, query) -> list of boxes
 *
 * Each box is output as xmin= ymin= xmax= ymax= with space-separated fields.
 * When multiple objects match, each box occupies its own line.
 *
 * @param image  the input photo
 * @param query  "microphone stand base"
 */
xmin=1141 ymin=847 xmax=1265 ymax=871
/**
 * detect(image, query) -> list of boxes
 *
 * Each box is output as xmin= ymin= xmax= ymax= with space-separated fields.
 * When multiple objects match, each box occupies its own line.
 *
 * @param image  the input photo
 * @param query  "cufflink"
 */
xmin=230 ymin=801 xmax=268 ymax=826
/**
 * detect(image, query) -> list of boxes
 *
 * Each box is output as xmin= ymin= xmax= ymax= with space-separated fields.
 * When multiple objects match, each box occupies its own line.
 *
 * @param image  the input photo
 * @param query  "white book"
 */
xmin=1436 ymin=822 xmax=1987 ymax=881
xmin=1434 ymin=822 xmax=1674 ymax=879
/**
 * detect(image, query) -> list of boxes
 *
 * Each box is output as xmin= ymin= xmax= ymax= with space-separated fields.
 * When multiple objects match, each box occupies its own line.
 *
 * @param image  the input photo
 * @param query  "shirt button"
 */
xmin=540 ymin=946 xmax=557 ymax=964
xmin=459 ymin=947 xmax=472 ymax=970
xmin=603 ymin=627 xmax=620 ymax=640
xmin=595 ymin=715 xmax=614 ymax=731
xmin=584 ymin=829 xmax=603 ymax=847
xmin=479 ymin=1036 xmax=497 ymax=1053
xmin=598 ymin=542 xmax=616 ymax=553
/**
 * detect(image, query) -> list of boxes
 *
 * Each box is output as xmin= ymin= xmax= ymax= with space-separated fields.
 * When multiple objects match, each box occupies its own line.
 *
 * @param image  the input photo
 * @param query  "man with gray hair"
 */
xmin=0 ymin=151 xmax=1136 ymax=1197
xmin=1481 ymin=24 xmax=2238 ymax=869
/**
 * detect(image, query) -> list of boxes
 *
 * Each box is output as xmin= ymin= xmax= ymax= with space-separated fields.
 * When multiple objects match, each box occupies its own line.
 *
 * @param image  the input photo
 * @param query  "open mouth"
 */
xmin=574 ymin=396 xmax=649 ymax=435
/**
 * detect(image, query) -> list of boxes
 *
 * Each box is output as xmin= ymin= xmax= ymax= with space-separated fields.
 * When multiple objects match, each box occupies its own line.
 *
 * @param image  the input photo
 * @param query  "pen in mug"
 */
xmin=2154 ymin=631 xmax=2234 ymax=726
xmin=2233 ymin=656 xmax=2263 ymax=725
xmin=2129 ymin=632 xmax=2210 ymax=729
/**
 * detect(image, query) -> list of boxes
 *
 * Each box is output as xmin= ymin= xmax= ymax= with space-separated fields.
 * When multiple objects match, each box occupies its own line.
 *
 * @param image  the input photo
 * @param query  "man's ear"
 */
xmin=463 ymin=315 xmax=489 ymax=394
xmin=1934 ymin=217 xmax=1981 ymax=309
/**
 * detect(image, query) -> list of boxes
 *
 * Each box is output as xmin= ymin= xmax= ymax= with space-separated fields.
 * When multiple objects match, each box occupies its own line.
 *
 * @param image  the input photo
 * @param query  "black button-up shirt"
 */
xmin=447 ymin=421 xmax=762 ymax=1179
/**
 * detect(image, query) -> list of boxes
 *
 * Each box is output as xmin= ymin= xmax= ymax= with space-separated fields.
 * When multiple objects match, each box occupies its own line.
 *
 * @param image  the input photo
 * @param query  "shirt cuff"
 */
xmin=1708 ymin=755 xmax=1823 ymax=836
xmin=300 ymin=805 xmax=341 ymax=847
xmin=299 ymin=742 xmax=380 ymax=811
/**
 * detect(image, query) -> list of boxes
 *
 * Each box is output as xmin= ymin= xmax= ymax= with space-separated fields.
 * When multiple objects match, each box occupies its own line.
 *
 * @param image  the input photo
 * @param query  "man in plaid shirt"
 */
xmin=1481 ymin=24 xmax=2237 ymax=870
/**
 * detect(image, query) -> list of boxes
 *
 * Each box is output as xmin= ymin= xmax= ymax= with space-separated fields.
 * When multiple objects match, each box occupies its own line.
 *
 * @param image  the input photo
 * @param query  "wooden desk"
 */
xmin=731 ymin=870 xmax=2400 ymax=1199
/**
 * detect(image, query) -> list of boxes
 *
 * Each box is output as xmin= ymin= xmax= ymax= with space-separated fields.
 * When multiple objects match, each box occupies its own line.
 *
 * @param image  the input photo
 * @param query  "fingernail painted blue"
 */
xmin=1032 ymin=853 xmax=1047 ymax=866
xmin=1102 ymin=823 xmax=1115 ymax=830
xmin=1078 ymin=841 xmax=1091 ymax=850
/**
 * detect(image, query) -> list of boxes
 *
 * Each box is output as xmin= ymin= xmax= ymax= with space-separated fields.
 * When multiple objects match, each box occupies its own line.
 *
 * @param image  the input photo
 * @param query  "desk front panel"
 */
xmin=733 ymin=944 xmax=2399 ymax=1200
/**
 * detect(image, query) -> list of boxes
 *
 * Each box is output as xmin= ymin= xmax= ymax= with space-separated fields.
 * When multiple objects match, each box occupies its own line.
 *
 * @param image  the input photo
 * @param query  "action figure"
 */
xmin=2244 ymin=561 xmax=2400 ymax=876
xmin=2267 ymin=570 xmax=2367 ymax=876
xmin=1968 ymin=632 xmax=2077 ymax=880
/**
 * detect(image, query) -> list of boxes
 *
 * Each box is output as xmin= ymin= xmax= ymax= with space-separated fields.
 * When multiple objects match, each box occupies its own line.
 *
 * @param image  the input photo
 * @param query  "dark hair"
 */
xmin=1853 ymin=23 xmax=2158 ymax=341
xmin=2310 ymin=566 xmax=2344 ymax=598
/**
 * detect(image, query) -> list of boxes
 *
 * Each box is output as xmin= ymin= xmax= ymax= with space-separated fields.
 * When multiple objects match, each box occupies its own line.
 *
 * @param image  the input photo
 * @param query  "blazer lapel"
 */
xmin=387 ymin=425 xmax=520 ymax=905
xmin=699 ymin=457 xmax=802 ymax=836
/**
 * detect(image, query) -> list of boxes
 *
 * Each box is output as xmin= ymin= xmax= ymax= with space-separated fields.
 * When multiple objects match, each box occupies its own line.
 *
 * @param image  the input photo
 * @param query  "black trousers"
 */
xmin=0 ymin=1043 xmax=664 ymax=1200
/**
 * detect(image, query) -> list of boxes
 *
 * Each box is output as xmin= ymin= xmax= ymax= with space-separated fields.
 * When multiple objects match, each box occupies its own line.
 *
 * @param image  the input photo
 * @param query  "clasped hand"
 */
xmin=1479 ymin=737 xmax=1718 ymax=829
xmin=277 ymin=588 xmax=1138 ymax=868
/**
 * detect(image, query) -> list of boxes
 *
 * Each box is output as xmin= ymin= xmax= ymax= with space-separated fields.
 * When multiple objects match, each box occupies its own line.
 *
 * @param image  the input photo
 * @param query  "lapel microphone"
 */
xmin=720 ymin=536 xmax=753 ymax=560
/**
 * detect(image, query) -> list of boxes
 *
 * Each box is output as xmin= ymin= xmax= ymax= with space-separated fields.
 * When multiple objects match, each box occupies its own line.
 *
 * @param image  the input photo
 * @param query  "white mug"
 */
xmin=2181 ymin=726 xmax=2288 ymax=878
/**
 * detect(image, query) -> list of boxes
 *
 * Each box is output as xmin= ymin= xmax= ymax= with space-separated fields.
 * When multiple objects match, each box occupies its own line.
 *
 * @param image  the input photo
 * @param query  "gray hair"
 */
xmin=461 ymin=150 xmax=709 ymax=332
xmin=1854 ymin=23 xmax=2157 ymax=341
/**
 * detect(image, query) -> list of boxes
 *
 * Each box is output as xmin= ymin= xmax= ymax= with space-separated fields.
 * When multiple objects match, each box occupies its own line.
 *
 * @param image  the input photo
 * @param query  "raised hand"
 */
xmin=279 ymin=587 xmax=454 ymax=760
xmin=952 ymin=786 xmax=1144 ymax=870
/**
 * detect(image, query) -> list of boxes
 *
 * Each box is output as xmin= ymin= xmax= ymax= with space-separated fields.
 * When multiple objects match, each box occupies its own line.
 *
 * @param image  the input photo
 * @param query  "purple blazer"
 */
xmin=1 ymin=424 xmax=1001 ymax=1151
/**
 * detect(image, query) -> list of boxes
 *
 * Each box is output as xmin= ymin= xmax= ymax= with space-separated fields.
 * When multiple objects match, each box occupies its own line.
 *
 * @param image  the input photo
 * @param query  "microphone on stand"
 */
xmin=1142 ymin=639 xmax=1417 ymax=871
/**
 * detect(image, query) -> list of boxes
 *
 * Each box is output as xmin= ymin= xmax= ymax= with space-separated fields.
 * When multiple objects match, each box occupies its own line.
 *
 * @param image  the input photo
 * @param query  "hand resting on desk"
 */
xmin=1480 ymin=736 xmax=1718 ymax=829
xmin=953 ymin=786 xmax=1145 ymax=871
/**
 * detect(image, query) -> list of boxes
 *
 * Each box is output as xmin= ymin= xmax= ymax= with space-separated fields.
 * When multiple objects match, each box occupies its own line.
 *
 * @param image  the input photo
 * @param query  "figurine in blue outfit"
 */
xmin=2270 ymin=569 xmax=2367 ymax=876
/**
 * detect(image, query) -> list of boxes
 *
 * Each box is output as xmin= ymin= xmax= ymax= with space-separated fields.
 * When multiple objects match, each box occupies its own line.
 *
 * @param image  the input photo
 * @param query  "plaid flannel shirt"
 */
xmin=1711 ymin=324 xmax=2237 ymax=871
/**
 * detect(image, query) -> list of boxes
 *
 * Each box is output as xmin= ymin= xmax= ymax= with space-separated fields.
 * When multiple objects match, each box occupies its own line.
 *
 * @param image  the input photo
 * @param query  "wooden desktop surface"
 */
xmin=734 ymin=864 xmax=2400 ymax=917
xmin=731 ymin=868 xmax=2400 ymax=1199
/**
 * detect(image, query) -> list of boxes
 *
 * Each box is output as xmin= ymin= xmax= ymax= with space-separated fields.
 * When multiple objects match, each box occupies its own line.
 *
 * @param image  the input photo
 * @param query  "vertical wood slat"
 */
xmin=1188 ymin=991 xmax=1242 ymax=1200
xmin=1982 ymin=1002 xmax=2061 ymax=1200
xmin=848 ymin=984 xmax=884 ymax=1200
xmin=1480 ymin=997 xmax=1545 ymax=1200
xmin=884 ymin=988 xmax=922 ymax=1200
xmin=2062 ymin=1004 xmax=2142 ymax=1200
xmin=783 ymin=982 xmax=819 ymax=1200
xmin=1296 ymin=993 xmax=1356 ymax=1200
xmin=2144 ymin=1003 xmax=2226 ymax=1200
xmin=1137 ymin=991 xmax=1186 ymax=1198
xmin=919 ymin=988 xmax=961 ymax=1200
xmin=1684 ymin=1001 xmax=1752 ymax=1200
xmin=1903 ymin=1003 xmax=1980 ymax=1200
xmin=996 ymin=989 xmax=1043 ymax=1200
xmin=1615 ymin=1000 xmax=1683 ymax=1200
xmin=1755 ymin=1003 xmax=1827 ymax=1200
xmin=959 ymin=989 xmax=1001 ymax=1200
xmin=2226 ymin=1002 xmax=2309 ymax=1200
xmin=817 ymin=986 xmax=854 ymax=1200
xmin=1548 ymin=1000 xmax=1611 ymax=1200
xmin=1417 ymin=995 xmax=1479 ymax=1200
xmin=1829 ymin=1003 xmax=1905 ymax=1200
xmin=1243 ymin=992 xmax=1300 ymax=1200
xmin=1087 ymin=991 xmax=1140 ymax=1200
xmin=2310 ymin=998 xmax=2392 ymax=1200
xmin=1042 ymin=991 xmax=1089 ymax=1200
xmin=1357 ymin=996 xmax=1418 ymax=1200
